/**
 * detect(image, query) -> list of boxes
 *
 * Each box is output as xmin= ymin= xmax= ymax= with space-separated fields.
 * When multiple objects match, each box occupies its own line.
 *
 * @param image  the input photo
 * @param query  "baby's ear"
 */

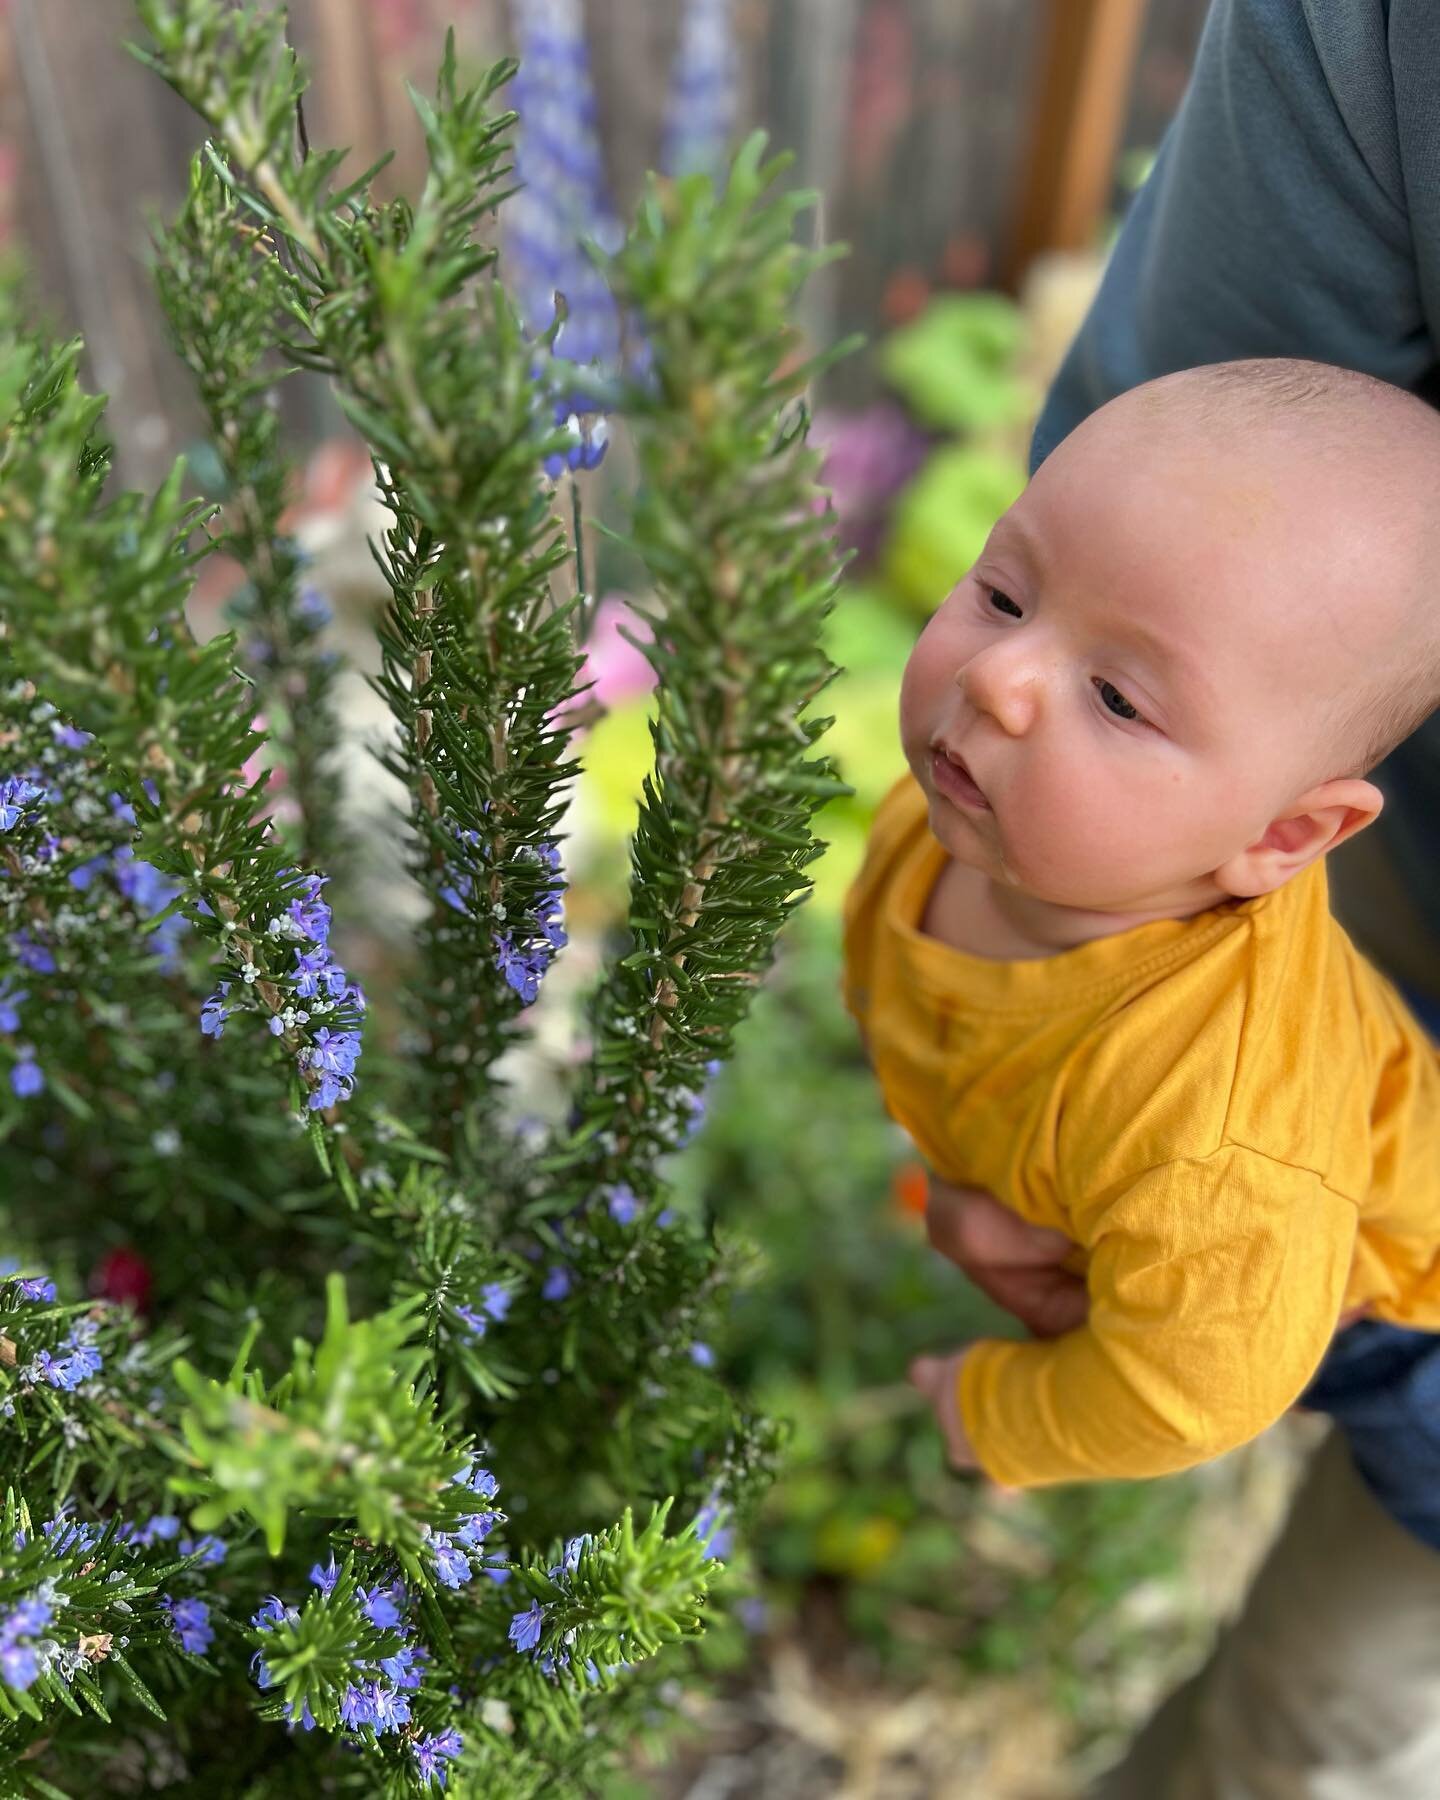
xmin=1214 ymin=778 xmax=1383 ymax=899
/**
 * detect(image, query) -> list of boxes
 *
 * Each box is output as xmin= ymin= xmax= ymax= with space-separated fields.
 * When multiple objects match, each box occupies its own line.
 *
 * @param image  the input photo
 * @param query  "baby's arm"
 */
xmin=953 ymin=1149 xmax=1358 ymax=1487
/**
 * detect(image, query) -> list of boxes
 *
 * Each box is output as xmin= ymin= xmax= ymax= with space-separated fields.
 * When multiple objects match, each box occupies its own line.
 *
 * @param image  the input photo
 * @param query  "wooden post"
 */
xmin=1001 ymin=0 xmax=1148 ymax=292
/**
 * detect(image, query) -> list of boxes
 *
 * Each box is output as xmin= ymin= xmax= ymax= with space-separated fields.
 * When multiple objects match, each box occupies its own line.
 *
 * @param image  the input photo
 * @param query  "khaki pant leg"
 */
xmin=1088 ymin=1431 xmax=1440 ymax=1800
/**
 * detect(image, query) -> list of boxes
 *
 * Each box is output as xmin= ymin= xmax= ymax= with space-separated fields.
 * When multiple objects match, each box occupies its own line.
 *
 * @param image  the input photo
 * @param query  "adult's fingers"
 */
xmin=961 ymin=1260 xmax=1089 ymax=1340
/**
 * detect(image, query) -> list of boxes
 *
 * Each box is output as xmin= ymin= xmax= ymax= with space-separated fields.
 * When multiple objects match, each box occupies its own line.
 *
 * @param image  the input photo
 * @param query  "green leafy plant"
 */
xmin=0 ymin=3 xmax=851 ymax=1791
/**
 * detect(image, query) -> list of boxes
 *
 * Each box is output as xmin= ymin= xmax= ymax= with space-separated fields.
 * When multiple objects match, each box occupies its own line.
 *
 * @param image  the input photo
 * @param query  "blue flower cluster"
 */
xmin=494 ymin=843 xmax=568 ymax=1007
xmin=251 ymin=1528 xmax=473 ymax=1784
xmin=201 ymin=870 xmax=366 ymax=1111
xmin=2 ymin=736 xmax=198 ymax=1099
xmin=0 ymin=1508 xmax=227 ymax=1693
xmin=1 ymin=1267 xmax=57 ymax=1305
xmin=506 ymin=1533 xmax=624 ymax=1686
xmin=507 ymin=0 xmax=622 ymax=477
xmin=0 ymin=774 xmax=45 ymax=832
xmin=0 ymin=1586 xmax=54 ymax=1691
xmin=692 ymin=1487 xmax=734 ymax=1561
xmin=453 ymin=1282 xmax=511 ymax=1343
xmin=22 ymin=1317 xmax=103 ymax=1393
xmin=424 ymin=1460 xmax=505 ymax=1591
xmin=163 ymin=1593 xmax=214 ymax=1655
xmin=661 ymin=0 xmax=738 ymax=181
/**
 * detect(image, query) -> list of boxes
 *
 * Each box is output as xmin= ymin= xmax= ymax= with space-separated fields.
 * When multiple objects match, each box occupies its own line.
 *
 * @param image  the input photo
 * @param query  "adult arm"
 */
xmin=1031 ymin=0 xmax=1436 ymax=472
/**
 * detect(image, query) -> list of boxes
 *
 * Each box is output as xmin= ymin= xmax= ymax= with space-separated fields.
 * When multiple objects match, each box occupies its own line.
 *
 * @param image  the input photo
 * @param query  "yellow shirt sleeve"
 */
xmin=957 ymin=1145 xmax=1359 ymax=1487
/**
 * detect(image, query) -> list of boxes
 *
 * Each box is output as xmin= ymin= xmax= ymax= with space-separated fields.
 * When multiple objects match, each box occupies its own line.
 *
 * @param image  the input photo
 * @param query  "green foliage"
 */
xmin=0 ymin=4 xmax=849 ymax=1793
xmin=882 ymin=442 xmax=1027 ymax=616
xmin=878 ymin=292 xmax=1028 ymax=436
xmin=171 ymin=1278 xmax=465 ymax=1557
xmin=672 ymin=914 xmax=1202 ymax=1739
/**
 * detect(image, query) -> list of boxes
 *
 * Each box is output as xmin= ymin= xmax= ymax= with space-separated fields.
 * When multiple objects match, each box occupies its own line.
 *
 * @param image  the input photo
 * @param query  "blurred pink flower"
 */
xmin=553 ymin=596 xmax=657 ymax=737
xmin=239 ymin=713 xmax=301 ymax=827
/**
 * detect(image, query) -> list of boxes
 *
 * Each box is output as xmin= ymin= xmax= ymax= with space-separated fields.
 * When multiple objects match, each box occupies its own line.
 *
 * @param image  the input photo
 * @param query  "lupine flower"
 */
xmin=507 ymin=0 xmax=622 ymax=476
xmin=412 ymin=1727 xmax=464 ymax=1790
xmin=661 ymin=0 xmax=737 ymax=182
xmin=163 ymin=1595 xmax=214 ymax=1656
xmin=508 ymin=1599 xmax=546 ymax=1655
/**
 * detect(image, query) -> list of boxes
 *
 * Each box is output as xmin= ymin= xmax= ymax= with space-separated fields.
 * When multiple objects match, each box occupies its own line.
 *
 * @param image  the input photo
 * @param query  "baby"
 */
xmin=842 ymin=358 xmax=1440 ymax=1539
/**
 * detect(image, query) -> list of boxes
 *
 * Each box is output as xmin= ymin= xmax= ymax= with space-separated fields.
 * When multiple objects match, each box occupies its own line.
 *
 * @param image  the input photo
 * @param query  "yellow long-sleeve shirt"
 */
xmin=842 ymin=773 xmax=1440 ymax=1489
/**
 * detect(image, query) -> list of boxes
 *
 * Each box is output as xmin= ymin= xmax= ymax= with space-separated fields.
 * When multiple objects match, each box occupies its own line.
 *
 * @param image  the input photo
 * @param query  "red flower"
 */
xmin=90 ymin=1246 xmax=153 ymax=1316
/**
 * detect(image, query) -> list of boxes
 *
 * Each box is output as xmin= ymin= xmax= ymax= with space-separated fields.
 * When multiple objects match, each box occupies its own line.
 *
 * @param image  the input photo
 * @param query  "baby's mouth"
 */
xmin=930 ymin=742 xmax=990 ymax=811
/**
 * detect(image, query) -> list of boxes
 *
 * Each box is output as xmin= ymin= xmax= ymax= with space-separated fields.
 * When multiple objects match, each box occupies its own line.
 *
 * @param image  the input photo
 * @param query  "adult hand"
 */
xmin=924 ymin=1175 xmax=1088 ymax=1339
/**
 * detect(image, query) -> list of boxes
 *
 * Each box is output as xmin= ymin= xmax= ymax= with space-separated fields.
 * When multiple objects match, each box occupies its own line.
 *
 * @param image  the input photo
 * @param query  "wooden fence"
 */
xmin=0 ymin=0 xmax=1210 ymax=485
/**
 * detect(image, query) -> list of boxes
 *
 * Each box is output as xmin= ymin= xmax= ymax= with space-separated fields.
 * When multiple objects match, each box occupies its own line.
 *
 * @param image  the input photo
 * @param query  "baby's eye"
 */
xmin=986 ymin=587 xmax=1022 ymax=618
xmin=1095 ymin=679 xmax=1143 ymax=723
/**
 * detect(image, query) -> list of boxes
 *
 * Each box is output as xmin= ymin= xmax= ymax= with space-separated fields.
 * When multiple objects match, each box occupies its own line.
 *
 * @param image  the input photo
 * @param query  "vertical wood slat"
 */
xmin=1000 ymin=0 xmax=1147 ymax=292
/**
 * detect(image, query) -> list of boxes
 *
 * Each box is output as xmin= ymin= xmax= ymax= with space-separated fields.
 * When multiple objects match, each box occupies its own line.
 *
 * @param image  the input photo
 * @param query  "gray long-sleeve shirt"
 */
xmin=1032 ymin=0 xmax=1440 ymax=951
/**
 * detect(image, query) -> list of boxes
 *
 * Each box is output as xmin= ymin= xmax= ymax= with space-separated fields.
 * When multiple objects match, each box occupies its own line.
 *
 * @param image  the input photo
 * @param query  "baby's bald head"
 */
xmin=1119 ymin=359 xmax=1440 ymax=776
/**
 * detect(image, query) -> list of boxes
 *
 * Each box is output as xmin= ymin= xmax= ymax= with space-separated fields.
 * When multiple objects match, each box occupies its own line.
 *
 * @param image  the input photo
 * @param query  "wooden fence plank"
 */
xmin=1001 ymin=0 xmax=1148 ymax=291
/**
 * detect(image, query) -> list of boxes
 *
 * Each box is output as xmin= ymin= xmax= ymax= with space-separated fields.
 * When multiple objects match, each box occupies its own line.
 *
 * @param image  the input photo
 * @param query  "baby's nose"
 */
xmin=958 ymin=644 xmax=1040 ymax=736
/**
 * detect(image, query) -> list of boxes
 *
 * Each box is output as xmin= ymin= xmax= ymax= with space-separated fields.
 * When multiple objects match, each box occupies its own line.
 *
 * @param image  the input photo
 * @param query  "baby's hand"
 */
xmin=924 ymin=1177 xmax=1087 ymax=1340
xmin=907 ymin=1348 xmax=980 ymax=1470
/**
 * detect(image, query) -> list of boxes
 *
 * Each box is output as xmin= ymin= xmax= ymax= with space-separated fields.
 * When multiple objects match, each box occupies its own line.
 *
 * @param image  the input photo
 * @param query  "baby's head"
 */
xmin=900 ymin=358 xmax=1440 ymax=919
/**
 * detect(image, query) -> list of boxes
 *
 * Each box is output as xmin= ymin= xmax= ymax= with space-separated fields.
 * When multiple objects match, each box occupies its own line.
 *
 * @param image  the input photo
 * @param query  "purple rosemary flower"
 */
xmin=0 ymin=983 xmax=25 ymax=1034
xmin=493 ymin=932 xmax=546 ymax=1006
xmin=163 ymin=1594 xmax=214 ymax=1656
xmin=425 ymin=1530 xmax=473 ymax=1591
xmin=11 ymin=932 xmax=55 ymax=976
xmin=309 ymin=1556 xmax=340 ymax=1595
xmin=412 ymin=1726 xmax=464 ymax=1789
xmin=199 ymin=983 xmax=231 ymax=1039
xmin=0 ymin=1589 xmax=52 ymax=1691
xmin=694 ymin=1490 xmax=734 ymax=1561
xmin=606 ymin=1184 xmax=640 ymax=1226
xmin=358 ymin=1584 xmax=403 ymax=1631
xmin=9 ymin=1054 xmax=43 ymax=1099
xmin=508 ymin=1599 xmax=546 ymax=1655
xmin=0 ymin=775 xmax=45 ymax=832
